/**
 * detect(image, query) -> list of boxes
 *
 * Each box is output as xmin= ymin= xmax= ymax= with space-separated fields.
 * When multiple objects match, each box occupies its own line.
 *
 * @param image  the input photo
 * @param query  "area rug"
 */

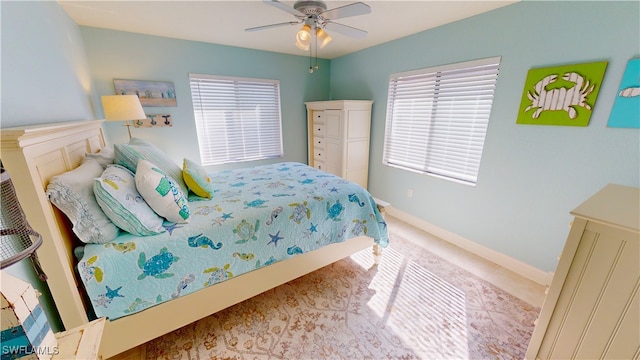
xmin=144 ymin=230 xmax=540 ymax=359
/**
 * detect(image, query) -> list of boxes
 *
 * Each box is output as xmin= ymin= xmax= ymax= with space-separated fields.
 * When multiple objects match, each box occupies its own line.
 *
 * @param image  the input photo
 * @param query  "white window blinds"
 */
xmin=189 ymin=73 xmax=283 ymax=166
xmin=383 ymin=56 xmax=501 ymax=185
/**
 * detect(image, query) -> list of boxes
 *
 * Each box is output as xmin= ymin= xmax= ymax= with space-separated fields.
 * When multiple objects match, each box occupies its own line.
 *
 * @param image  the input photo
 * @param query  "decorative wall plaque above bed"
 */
xmin=113 ymin=79 xmax=177 ymax=107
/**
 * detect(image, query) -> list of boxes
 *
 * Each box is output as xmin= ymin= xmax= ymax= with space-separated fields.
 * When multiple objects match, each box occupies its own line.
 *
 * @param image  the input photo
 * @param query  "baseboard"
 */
xmin=386 ymin=207 xmax=554 ymax=286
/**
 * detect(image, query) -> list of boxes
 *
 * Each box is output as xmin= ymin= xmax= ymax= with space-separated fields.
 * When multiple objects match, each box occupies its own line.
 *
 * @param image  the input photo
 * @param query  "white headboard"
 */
xmin=0 ymin=120 xmax=106 ymax=329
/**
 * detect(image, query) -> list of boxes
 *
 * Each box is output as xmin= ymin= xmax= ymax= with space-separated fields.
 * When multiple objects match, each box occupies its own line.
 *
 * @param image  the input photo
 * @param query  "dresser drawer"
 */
xmin=313 ymin=160 xmax=325 ymax=171
xmin=313 ymin=123 xmax=325 ymax=136
xmin=314 ymin=111 xmax=325 ymax=124
xmin=313 ymin=136 xmax=325 ymax=149
xmin=314 ymin=149 xmax=325 ymax=160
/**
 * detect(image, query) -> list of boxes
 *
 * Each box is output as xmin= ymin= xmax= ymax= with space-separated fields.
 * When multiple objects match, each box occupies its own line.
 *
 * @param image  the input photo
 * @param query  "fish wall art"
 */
xmin=608 ymin=58 xmax=640 ymax=128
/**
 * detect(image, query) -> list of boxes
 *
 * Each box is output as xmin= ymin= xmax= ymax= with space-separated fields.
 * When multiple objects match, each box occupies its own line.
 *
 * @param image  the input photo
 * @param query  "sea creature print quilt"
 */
xmin=78 ymin=162 xmax=389 ymax=320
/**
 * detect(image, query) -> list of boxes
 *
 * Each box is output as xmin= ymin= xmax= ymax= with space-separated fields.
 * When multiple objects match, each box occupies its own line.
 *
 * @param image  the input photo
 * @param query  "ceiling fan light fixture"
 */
xmin=251 ymin=0 xmax=371 ymax=72
xmin=295 ymin=24 xmax=312 ymax=51
xmin=316 ymin=28 xmax=332 ymax=48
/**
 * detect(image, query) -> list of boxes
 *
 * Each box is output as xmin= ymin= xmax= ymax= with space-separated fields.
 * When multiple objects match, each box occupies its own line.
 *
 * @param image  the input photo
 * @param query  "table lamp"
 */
xmin=101 ymin=95 xmax=146 ymax=139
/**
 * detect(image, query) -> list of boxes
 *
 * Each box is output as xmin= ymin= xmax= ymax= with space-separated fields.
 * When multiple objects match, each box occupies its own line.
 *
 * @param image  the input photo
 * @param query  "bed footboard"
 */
xmin=100 ymin=235 xmax=374 ymax=358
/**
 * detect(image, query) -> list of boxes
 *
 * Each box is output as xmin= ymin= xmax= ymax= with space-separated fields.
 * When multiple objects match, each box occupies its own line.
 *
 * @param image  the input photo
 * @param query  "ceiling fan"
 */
xmin=246 ymin=0 xmax=371 ymax=71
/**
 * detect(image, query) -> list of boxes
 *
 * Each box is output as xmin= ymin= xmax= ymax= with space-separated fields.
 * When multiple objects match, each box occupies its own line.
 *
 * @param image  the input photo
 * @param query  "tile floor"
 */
xmin=386 ymin=214 xmax=548 ymax=308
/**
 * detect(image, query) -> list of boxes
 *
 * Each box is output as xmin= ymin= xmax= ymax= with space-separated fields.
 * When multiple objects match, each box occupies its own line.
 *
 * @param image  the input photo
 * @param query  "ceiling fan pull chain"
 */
xmin=314 ymin=27 xmax=319 ymax=71
xmin=309 ymin=43 xmax=313 ymax=73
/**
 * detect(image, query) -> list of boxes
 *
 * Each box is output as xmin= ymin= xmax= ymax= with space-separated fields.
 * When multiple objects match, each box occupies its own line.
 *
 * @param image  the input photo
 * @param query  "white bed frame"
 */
xmin=0 ymin=120 xmax=379 ymax=358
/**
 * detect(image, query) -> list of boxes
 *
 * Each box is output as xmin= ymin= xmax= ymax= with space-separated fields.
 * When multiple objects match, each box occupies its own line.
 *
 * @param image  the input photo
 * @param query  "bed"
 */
xmin=0 ymin=120 xmax=388 ymax=358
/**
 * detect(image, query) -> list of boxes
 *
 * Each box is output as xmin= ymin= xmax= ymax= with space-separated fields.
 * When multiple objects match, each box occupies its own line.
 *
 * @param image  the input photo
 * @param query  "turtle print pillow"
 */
xmin=135 ymin=159 xmax=190 ymax=223
xmin=114 ymin=138 xmax=188 ymax=196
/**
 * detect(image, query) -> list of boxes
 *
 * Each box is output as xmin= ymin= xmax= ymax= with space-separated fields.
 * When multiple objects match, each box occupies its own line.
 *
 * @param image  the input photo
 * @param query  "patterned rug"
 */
xmin=144 ymin=230 xmax=540 ymax=359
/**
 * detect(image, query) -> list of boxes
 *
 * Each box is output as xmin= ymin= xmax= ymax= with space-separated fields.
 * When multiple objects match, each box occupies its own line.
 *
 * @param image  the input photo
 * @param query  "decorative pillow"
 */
xmin=113 ymin=143 xmax=143 ymax=172
xmin=182 ymin=158 xmax=214 ymax=199
xmin=83 ymin=146 xmax=114 ymax=169
xmin=46 ymin=159 xmax=120 ymax=244
xmin=113 ymin=138 xmax=188 ymax=196
xmin=135 ymin=160 xmax=190 ymax=223
xmin=93 ymin=164 xmax=165 ymax=236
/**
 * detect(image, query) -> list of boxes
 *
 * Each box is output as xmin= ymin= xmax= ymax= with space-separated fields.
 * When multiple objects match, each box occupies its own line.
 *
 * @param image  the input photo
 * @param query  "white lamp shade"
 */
xmin=295 ymin=24 xmax=312 ymax=51
xmin=316 ymin=28 xmax=332 ymax=49
xmin=101 ymin=95 xmax=146 ymax=121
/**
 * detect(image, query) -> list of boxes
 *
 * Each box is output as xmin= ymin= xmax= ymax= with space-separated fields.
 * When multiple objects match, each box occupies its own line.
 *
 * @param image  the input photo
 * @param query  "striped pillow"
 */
xmin=114 ymin=138 xmax=188 ymax=196
xmin=93 ymin=165 xmax=165 ymax=236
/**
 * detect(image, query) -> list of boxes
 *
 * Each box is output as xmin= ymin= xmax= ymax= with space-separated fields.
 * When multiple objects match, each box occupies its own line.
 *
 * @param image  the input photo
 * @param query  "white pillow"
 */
xmin=46 ymin=159 xmax=120 ymax=244
xmin=93 ymin=164 xmax=165 ymax=236
xmin=83 ymin=146 xmax=114 ymax=169
xmin=135 ymin=159 xmax=190 ymax=223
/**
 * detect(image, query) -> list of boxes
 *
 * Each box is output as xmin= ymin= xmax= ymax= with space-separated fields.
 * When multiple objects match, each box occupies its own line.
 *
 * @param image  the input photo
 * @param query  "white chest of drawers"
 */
xmin=305 ymin=100 xmax=373 ymax=189
xmin=526 ymin=184 xmax=639 ymax=359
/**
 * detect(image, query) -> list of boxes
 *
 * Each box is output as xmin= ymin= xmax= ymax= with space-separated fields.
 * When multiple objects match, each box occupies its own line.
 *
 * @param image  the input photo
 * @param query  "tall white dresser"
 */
xmin=305 ymin=100 xmax=373 ymax=189
xmin=526 ymin=184 xmax=640 ymax=360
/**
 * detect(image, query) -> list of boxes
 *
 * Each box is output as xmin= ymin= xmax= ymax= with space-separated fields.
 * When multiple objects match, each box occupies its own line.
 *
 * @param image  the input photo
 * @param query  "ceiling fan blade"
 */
xmin=245 ymin=21 xmax=300 ymax=32
xmin=321 ymin=2 xmax=371 ymax=20
xmin=324 ymin=22 xmax=368 ymax=38
xmin=263 ymin=0 xmax=304 ymax=17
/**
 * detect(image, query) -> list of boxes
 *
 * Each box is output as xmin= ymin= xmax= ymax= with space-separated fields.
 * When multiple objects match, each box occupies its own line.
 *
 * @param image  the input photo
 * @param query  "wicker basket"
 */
xmin=0 ymin=168 xmax=43 ymax=269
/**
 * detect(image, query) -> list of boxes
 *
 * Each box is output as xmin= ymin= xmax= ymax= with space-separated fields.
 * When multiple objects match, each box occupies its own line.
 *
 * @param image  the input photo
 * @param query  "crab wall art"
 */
xmin=517 ymin=61 xmax=608 ymax=126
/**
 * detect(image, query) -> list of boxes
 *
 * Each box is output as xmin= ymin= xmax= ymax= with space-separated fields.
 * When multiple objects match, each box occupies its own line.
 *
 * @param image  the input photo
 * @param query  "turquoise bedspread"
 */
xmin=77 ymin=162 xmax=389 ymax=320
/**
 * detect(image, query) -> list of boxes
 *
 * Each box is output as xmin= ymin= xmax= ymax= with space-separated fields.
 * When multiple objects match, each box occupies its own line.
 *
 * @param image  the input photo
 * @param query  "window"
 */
xmin=383 ymin=56 xmax=501 ymax=186
xmin=189 ymin=74 xmax=283 ymax=166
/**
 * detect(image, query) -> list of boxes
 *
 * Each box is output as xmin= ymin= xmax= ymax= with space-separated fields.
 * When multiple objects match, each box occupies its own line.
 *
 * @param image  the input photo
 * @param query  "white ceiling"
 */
xmin=58 ymin=0 xmax=517 ymax=59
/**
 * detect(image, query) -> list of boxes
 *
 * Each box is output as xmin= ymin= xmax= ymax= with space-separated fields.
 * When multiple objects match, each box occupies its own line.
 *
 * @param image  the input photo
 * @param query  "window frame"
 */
xmin=382 ymin=56 xmax=501 ymax=186
xmin=189 ymin=73 xmax=284 ymax=166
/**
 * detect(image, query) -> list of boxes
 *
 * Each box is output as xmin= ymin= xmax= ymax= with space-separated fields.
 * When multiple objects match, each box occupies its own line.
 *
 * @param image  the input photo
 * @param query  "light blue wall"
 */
xmin=330 ymin=1 xmax=640 ymax=272
xmin=1 ymin=1 xmax=95 ymax=127
xmin=79 ymin=27 xmax=331 ymax=171
xmin=0 ymin=0 xmax=95 ymax=332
